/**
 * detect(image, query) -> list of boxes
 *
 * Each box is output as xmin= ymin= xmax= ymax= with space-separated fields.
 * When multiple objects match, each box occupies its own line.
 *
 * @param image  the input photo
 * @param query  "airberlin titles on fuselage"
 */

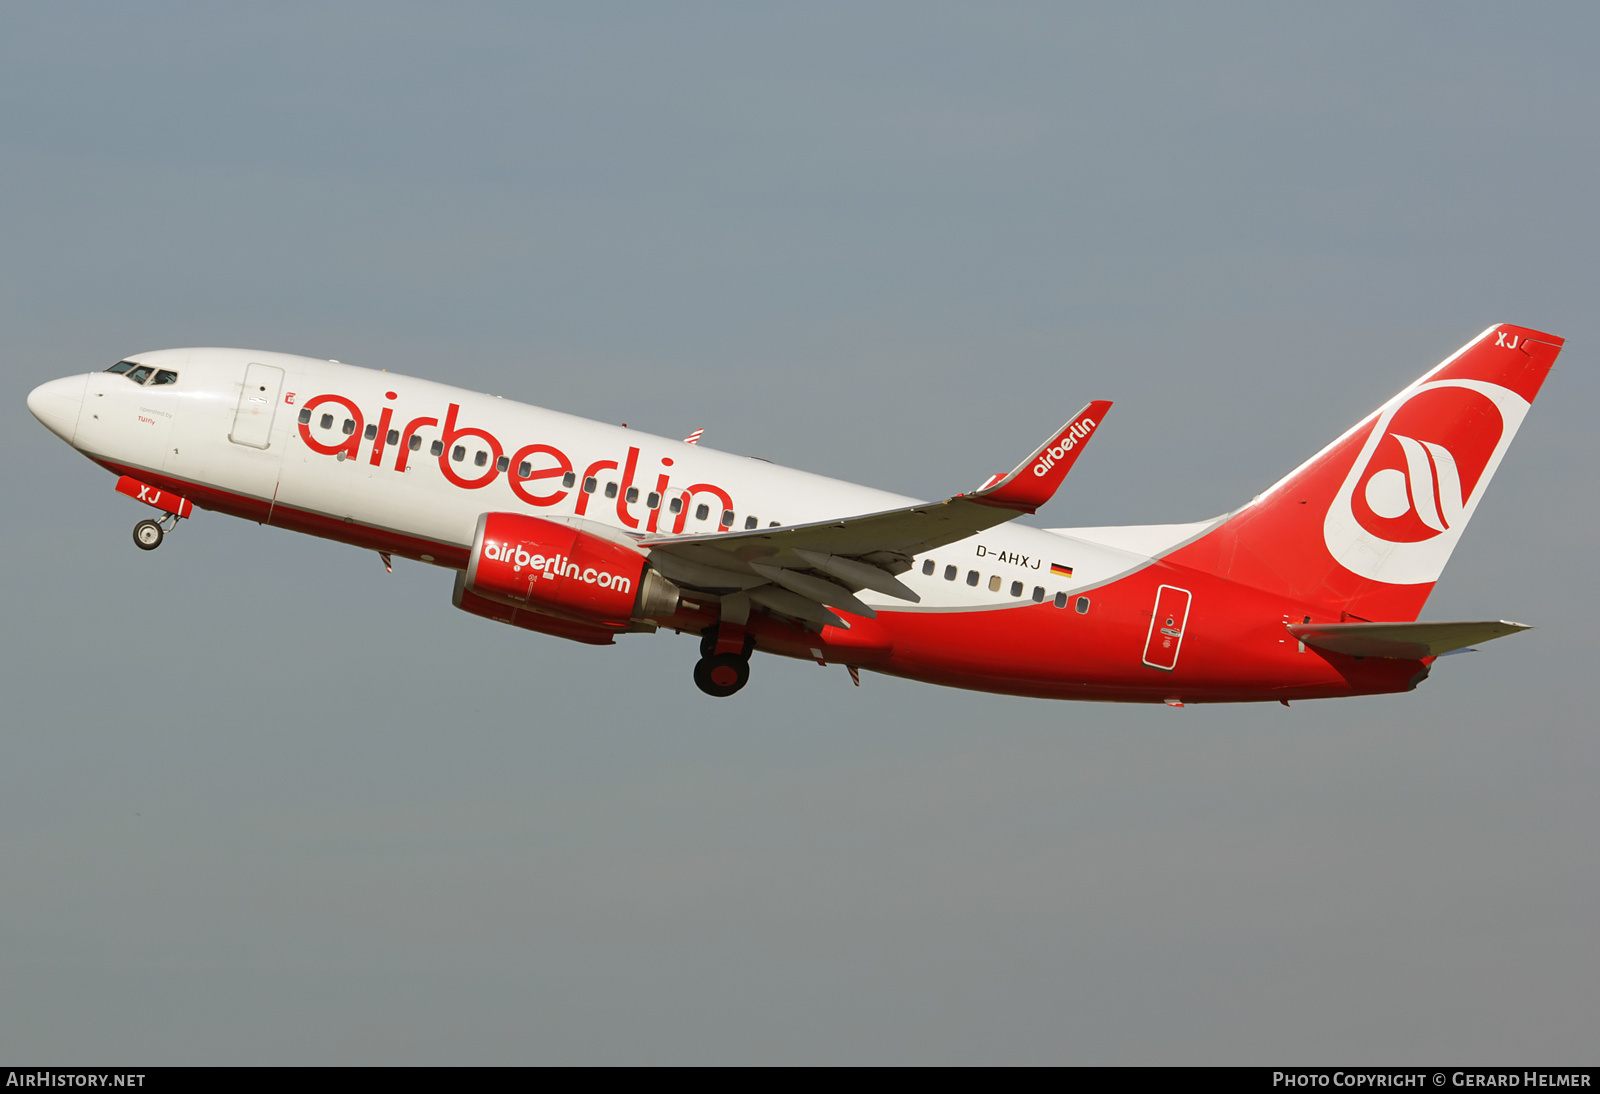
xmin=294 ymin=389 xmax=736 ymax=534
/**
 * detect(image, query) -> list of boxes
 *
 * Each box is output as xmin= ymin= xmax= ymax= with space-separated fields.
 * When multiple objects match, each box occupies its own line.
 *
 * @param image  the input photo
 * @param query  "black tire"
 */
xmin=133 ymin=519 xmax=163 ymax=551
xmin=693 ymin=653 xmax=750 ymax=697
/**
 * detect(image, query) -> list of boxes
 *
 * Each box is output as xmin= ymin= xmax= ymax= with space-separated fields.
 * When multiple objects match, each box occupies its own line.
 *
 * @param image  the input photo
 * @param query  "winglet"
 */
xmin=968 ymin=400 xmax=1112 ymax=513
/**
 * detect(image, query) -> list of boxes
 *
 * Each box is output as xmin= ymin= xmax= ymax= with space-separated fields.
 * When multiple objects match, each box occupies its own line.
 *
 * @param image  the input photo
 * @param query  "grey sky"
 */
xmin=2 ymin=2 xmax=1595 ymax=1063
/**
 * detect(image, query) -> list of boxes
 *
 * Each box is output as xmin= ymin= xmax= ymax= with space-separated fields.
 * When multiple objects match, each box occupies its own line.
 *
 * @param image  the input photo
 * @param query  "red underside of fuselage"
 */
xmin=98 ymin=459 xmax=1429 ymax=704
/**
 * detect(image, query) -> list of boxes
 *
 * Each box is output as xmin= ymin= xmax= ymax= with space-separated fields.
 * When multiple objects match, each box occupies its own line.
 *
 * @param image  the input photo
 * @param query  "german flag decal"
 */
xmin=1050 ymin=563 xmax=1073 ymax=577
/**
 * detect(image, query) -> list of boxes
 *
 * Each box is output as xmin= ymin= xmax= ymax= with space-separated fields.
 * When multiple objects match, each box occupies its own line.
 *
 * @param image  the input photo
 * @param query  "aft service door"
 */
xmin=1141 ymin=584 xmax=1192 ymax=672
xmin=229 ymin=363 xmax=284 ymax=449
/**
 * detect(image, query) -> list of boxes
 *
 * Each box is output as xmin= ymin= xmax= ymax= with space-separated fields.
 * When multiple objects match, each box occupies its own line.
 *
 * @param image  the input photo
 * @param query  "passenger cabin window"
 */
xmin=1010 ymin=581 xmax=1023 ymax=597
xmin=583 ymin=477 xmax=597 ymax=493
xmin=1054 ymin=593 xmax=1068 ymax=609
xmin=474 ymin=450 xmax=488 ymax=467
xmin=647 ymin=492 xmax=660 ymax=509
xmin=966 ymin=570 xmax=979 ymax=586
xmin=695 ymin=503 xmax=710 ymax=521
xmin=452 ymin=445 xmax=466 ymax=462
xmin=1032 ymin=586 xmax=1045 ymax=603
xmin=388 ymin=429 xmax=400 ymax=446
xmin=321 ymin=414 xmax=335 ymax=429
xmin=364 ymin=424 xmax=378 ymax=441
xmin=298 ymin=409 xmax=312 ymax=425
xmin=721 ymin=509 xmax=734 ymax=526
xmin=342 ymin=419 xmax=355 ymax=435
xmin=604 ymin=482 xmax=618 ymax=499
xmin=744 ymin=516 xmax=757 ymax=529
xmin=1075 ymin=596 xmax=1090 ymax=614
xmin=518 ymin=461 xmax=531 ymax=477
xmin=409 ymin=435 xmax=423 ymax=451
xmin=625 ymin=487 xmax=639 ymax=504
xmin=669 ymin=497 xmax=683 ymax=514
xmin=430 ymin=440 xmax=444 ymax=457
xmin=922 ymin=559 xmax=935 ymax=575
xmin=944 ymin=565 xmax=957 ymax=581
xmin=562 ymin=472 xmax=576 ymax=488
xmin=496 ymin=456 xmax=509 ymax=472
xmin=988 ymin=575 xmax=1001 ymax=592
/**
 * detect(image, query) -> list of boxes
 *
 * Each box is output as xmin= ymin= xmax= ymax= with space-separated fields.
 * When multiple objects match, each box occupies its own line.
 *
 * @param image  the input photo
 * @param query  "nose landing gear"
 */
xmin=694 ymin=626 xmax=755 ymax=697
xmin=115 ymin=476 xmax=193 ymax=552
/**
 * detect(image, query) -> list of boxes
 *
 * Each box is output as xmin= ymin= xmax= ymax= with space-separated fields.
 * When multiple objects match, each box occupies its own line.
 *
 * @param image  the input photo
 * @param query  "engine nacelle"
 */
xmin=452 ymin=580 xmax=619 ymax=645
xmin=464 ymin=512 xmax=680 ymax=627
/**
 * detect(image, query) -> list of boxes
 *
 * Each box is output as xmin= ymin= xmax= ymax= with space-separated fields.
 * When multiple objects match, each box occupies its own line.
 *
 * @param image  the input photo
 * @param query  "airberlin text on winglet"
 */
xmin=1033 ymin=416 xmax=1098 ymax=477
xmin=972 ymin=399 xmax=1112 ymax=512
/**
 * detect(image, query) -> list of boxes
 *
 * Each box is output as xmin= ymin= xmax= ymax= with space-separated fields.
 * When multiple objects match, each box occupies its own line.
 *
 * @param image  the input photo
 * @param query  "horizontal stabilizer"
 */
xmin=1287 ymin=619 xmax=1531 ymax=659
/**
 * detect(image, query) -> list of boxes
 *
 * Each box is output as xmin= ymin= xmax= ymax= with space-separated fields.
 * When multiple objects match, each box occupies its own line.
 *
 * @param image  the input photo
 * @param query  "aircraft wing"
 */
xmin=639 ymin=401 xmax=1110 ymax=628
xmin=1286 ymin=619 xmax=1531 ymax=659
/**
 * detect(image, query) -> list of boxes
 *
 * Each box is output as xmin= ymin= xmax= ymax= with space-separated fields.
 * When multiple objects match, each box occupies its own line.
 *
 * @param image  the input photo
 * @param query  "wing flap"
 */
xmin=793 ymin=549 xmax=920 ymax=603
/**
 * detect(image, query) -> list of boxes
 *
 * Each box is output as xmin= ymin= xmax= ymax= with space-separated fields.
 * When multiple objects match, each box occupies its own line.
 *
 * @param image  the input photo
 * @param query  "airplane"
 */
xmin=26 ymin=323 xmax=1562 ymax=704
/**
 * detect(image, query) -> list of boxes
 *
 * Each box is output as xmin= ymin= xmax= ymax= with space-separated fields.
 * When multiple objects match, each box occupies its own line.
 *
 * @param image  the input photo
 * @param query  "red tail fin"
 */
xmin=1165 ymin=324 xmax=1564 ymax=621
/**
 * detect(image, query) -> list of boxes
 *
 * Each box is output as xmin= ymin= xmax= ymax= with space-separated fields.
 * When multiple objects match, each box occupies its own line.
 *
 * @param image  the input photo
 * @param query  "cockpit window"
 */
xmin=108 ymin=362 xmax=178 ymax=386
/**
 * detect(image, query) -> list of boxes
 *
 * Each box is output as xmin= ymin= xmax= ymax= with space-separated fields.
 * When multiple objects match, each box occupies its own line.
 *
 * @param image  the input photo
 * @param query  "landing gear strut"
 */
xmin=132 ymin=511 xmax=181 ymax=551
xmin=694 ymin=626 xmax=755 ymax=697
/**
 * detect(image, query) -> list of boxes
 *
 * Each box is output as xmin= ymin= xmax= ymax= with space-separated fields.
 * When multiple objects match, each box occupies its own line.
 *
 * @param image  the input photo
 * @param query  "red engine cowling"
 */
xmin=463 ymin=512 xmax=678 ymax=627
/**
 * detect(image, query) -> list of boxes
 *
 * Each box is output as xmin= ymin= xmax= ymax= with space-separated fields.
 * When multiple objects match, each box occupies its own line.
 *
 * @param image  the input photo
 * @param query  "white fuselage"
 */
xmin=59 ymin=347 xmax=1193 ymax=613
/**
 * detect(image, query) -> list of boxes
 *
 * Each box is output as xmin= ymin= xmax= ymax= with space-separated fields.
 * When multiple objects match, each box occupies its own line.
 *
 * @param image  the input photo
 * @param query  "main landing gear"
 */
xmin=694 ymin=627 xmax=756 ymax=697
xmin=132 ymin=512 xmax=181 ymax=551
xmin=694 ymin=653 xmax=749 ymax=697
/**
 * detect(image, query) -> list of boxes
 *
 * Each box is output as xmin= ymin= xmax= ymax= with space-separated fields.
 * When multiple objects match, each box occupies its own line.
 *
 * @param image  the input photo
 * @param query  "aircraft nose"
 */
xmin=28 ymin=374 xmax=87 ymax=444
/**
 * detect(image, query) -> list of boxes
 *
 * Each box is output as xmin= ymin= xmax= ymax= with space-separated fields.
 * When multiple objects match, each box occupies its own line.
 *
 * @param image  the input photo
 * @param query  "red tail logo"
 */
xmin=1326 ymin=377 xmax=1529 ymax=585
xmin=1164 ymin=324 xmax=1561 ymax=621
